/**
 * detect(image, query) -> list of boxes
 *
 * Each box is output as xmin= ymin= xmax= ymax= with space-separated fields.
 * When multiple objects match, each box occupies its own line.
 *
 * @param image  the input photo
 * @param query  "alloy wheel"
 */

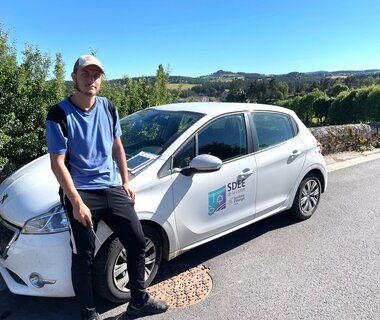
xmin=300 ymin=179 xmax=320 ymax=214
xmin=113 ymin=237 xmax=157 ymax=292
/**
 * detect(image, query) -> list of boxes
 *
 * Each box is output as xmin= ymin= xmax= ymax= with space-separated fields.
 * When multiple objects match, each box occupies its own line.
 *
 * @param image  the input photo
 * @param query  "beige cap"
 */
xmin=73 ymin=55 xmax=104 ymax=74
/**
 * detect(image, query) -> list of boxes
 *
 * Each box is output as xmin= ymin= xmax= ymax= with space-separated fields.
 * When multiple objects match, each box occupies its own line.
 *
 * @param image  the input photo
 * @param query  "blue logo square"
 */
xmin=208 ymin=185 xmax=226 ymax=215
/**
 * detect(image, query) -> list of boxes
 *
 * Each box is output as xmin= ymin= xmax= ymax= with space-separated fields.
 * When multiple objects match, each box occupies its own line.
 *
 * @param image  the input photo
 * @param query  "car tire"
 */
xmin=290 ymin=173 xmax=322 ymax=220
xmin=94 ymin=225 xmax=162 ymax=303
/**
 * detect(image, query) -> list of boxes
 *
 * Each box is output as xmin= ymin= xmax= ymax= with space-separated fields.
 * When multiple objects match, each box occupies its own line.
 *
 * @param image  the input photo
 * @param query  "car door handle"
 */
xmin=238 ymin=168 xmax=254 ymax=177
xmin=290 ymin=150 xmax=301 ymax=157
xmin=288 ymin=150 xmax=301 ymax=164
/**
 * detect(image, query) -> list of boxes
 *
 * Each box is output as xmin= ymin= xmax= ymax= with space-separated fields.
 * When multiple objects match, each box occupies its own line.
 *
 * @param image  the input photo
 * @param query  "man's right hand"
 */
xmin=73 ymin=201 xmax=93 ymax=227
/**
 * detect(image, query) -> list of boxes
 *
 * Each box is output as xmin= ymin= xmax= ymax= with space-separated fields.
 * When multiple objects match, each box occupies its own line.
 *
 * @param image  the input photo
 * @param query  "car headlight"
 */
xmin=22 ymin=204 xmax=69 ymax=234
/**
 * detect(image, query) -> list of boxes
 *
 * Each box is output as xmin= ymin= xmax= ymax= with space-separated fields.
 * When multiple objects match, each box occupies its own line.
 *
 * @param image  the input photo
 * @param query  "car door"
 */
xmin=250 ymin=111 xmax=307 ymax=216
xmin=170 ymin=113 xmax=257 ymax=249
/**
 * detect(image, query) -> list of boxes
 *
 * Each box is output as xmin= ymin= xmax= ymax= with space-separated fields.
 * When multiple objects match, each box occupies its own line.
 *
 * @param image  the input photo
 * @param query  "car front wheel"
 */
xmin=290 ymin=173 xmax=322 ymax=220
xmin=94 ymin=225 xmax=162 ymax=303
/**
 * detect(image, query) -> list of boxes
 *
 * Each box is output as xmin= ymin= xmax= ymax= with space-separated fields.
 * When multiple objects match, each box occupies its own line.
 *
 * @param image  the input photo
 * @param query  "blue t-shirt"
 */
xmin=46 ymin=96 xmax=122 ymax=189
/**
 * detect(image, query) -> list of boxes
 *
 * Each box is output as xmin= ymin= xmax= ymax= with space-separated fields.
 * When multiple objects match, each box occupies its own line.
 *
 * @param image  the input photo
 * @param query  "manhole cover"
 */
xmin=147 ymin=264 xmax=213 ymax=309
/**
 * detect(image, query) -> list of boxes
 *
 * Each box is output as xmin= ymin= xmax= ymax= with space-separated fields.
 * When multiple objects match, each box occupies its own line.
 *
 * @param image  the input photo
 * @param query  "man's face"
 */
xmin=72 ymin=65 xmax=103 ymax=97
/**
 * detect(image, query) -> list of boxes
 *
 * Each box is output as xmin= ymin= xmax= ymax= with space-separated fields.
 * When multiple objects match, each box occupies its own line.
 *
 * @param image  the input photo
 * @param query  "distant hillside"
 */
xmin=107 ymin=68 xmax=380 ymax=85
xmin=197 ymin=69 xmax=380 ymax=82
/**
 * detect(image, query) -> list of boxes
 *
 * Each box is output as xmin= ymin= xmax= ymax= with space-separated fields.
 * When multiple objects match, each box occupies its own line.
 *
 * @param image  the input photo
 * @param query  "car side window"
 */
xmin=198 ymin=114 xmax=247 ymax=161
xmin=251 ymin=112 xmax=294 ymax=150
xmin=172 ymin=114 xmax=247 ymax=169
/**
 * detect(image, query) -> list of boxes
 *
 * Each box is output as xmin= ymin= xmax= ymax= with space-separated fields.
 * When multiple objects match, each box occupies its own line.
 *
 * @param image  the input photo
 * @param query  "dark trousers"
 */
xmin=63 ymin=186 xmax=147 ymax=319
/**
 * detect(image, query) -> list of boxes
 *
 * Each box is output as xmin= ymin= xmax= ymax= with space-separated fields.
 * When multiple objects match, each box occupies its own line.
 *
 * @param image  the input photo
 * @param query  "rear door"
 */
xmin=250 ymin=112 xmax=307 ymax=216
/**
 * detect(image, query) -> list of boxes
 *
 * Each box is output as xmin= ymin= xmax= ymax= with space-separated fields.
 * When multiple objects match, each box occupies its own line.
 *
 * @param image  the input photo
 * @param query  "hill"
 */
xmin=197 ymin=69 xmax=380 ymax=83
xmin=102 ymin=69 xmax=380 ymax=87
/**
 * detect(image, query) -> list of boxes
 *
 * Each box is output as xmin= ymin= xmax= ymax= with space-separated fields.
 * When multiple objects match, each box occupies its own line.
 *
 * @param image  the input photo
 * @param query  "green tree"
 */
xmin=227 ymin=79 xmax=246 ymax=102
xmin=99 ymin=80 xmax=129 ymax=118
xmin=297 ymin=89 xmax=326 ymax=125
xmin=352 ymin=87 xmax=372 ymax=123
xmin=151 ymin=64 xmax=170 ymax=105
xmin=149 ymin=64 xmax=179 ymax=106
xmin=277 ymin=81 xmax=289 ymax=101
xmin=328 ymin=87 xmax=378 ymax=124
xmin=363 ymin=76 xmax=376 ymax=87
xmin=366 ymin=85 xmax=380 ymax=121
xmin=246 ymin=80 xmax=262 ymax=103
xmin=328 ymin=83 xmax=349 ymax=97
xmin=49 ymin=52 xmax=66 ymax=103
xmin=3 ymin=45 xmax=51 ymax=167
xmin=329 ymin=90 xmax=357 ymax=124
xmin=124 ymin=77 xmax=145 ymax=114
xmin=0 ymin=25 xmax=60 ymax=180
xmin=0 ymin=25 xmax=18 ymax=171
xmin=123 ymin=64 xmax=179 ymax=115
xmin=288 ymin=96 xmax=302 ymax=116
xmin=313 ymin=97 xmax=332 ymax=124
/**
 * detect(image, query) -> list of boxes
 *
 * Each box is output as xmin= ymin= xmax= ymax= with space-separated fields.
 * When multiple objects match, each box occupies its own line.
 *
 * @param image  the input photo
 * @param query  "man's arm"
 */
xmin=50 ymin=153 xmax=93 ymax=226
xmin=112 ymin=137 xmax=135 ymax=198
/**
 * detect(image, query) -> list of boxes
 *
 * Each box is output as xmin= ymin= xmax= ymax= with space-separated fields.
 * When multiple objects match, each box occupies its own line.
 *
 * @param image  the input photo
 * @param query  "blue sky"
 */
xmin=2 ymin=0 xmax=380 ymax=80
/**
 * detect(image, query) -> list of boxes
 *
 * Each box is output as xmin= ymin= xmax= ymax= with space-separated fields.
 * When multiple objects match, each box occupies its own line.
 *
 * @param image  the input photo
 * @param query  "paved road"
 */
xmin=1 ymin=159 xmax=380 ymax=320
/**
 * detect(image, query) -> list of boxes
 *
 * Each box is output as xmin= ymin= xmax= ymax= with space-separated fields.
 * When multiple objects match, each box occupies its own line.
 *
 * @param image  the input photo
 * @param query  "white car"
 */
xmin=0 ymin=102 xmax=327 ymax=302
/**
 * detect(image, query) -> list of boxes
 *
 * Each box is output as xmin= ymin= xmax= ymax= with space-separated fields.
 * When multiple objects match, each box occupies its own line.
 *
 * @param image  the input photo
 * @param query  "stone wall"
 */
xmin=309 ymin=123 xmax=380 ymax=155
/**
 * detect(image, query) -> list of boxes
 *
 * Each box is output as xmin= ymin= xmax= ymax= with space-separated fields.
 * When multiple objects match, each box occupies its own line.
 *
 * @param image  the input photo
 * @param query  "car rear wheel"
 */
xmin=94 ymin=225 xmax=162 ymax=303
xmin=290 ymin=173 xmax=321 ymax=220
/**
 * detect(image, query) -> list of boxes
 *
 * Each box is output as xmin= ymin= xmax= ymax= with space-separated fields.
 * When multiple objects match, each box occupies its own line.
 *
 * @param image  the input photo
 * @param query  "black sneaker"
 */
xmin=126 ymin=295 xmax=169 ymax=316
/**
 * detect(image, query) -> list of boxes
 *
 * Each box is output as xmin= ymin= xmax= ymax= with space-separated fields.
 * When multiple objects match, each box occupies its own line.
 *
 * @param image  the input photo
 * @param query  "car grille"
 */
xmin=0 ymin=217 xmax=20 ymax=259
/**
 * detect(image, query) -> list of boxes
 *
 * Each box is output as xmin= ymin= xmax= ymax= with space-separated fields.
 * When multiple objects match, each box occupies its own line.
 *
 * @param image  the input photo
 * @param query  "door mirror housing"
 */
xmin=181 ymin=154 xmax=222 ymax=176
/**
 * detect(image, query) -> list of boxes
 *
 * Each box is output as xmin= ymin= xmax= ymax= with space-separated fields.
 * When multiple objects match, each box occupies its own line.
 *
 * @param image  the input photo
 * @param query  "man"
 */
xmin=46 ymin=55 xmax=168 ymax=320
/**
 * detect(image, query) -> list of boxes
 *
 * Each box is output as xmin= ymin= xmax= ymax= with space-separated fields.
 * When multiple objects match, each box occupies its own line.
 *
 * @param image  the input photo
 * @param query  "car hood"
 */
xmin=0 ymin=155 xmax=60 ymax=227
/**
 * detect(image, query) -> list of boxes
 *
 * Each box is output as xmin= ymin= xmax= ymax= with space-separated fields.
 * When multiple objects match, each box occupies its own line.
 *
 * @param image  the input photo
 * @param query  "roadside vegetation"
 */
xmin=1 ymin=24 xmax=380 ymax=181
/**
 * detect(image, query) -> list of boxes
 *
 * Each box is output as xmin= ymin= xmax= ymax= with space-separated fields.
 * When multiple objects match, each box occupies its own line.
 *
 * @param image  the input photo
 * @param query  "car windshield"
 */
xmin=120 ymin=108 xmax=204 ymax=158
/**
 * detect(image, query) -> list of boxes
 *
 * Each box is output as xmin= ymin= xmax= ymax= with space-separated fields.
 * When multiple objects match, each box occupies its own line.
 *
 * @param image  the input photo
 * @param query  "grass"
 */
xmin=167 ymin=83 xmax=198 ymax=90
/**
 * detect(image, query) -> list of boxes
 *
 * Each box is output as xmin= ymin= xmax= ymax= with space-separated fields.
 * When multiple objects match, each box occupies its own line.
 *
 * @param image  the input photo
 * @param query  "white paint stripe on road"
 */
xmin=327 ymin=152 xmax=380 ymax=172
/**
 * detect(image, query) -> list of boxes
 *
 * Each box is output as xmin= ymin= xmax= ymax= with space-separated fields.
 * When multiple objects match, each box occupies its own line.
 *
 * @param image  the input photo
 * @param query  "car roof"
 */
xmin=150 ymin=102 xmax=295 ymax=117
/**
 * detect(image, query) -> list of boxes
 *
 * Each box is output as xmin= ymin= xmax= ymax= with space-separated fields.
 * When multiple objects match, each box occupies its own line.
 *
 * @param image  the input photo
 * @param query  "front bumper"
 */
xmin=0 ymin=230 xmax=74 ymax=297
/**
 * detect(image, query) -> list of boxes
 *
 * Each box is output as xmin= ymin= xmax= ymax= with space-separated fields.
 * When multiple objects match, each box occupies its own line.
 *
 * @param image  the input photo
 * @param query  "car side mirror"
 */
xmin=181 ymin=154 xmax=222 ymax=176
